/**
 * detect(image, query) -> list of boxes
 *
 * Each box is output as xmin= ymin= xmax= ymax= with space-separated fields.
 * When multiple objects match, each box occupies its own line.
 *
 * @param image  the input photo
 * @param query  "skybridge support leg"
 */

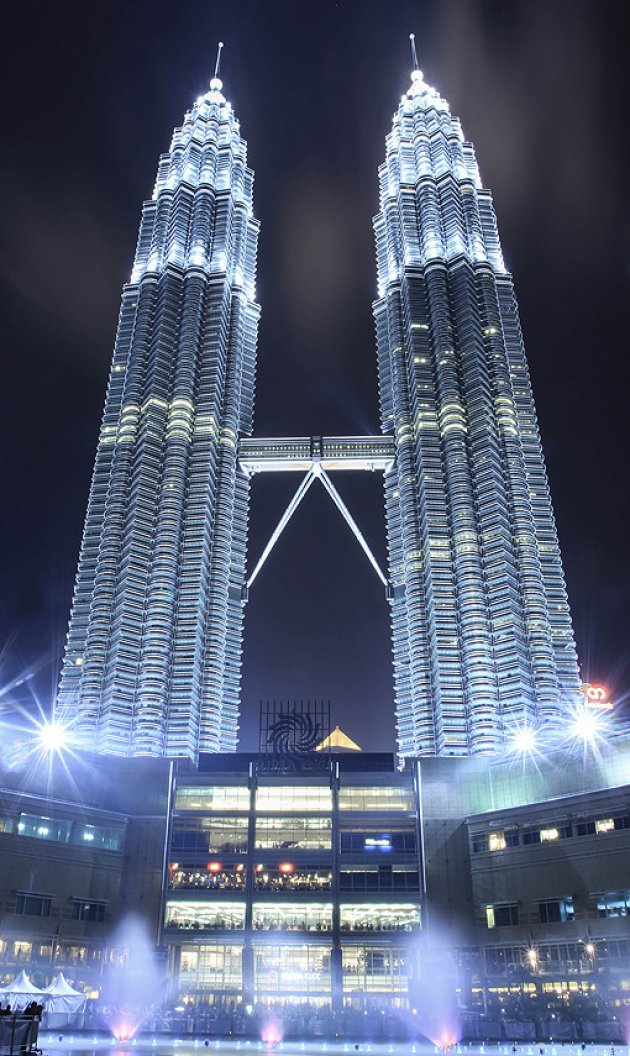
xmin=246 ymin=471 xmax=316 ymax=591
xmin=318 ymin=468 xmax=389 ymax=587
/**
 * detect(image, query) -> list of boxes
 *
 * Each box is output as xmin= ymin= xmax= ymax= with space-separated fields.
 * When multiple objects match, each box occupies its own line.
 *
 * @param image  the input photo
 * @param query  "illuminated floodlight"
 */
xmin=36 ymin=721 xmax=69 ymax=754
xmin=571 ymin=708 xmax=604 ymax=745
xmin=511 ymin=727 xmax=536 ymax=754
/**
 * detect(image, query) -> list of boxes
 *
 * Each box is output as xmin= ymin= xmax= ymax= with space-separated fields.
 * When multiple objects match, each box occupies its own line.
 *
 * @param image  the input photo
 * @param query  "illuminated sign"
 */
xmin=364 ymin=836 xmax=391 ymax=849
xmin=582 ymin=684 xmax=613 ymax=711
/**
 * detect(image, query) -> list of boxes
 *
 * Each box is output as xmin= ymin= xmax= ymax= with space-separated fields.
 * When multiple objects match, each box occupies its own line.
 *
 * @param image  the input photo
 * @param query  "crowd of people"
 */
xmin=0 ymin=1002 xmax=43 ymax=1018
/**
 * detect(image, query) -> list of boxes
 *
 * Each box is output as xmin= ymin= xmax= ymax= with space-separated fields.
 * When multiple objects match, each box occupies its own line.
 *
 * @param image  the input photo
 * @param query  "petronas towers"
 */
xmin=56 ymin=52 xmax=582 ymax=760
xmin=56 ymin=70 xmax=259 ymax=757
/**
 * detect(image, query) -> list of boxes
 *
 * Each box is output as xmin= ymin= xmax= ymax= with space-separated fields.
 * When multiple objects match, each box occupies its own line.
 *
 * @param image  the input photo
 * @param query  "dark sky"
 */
xmin=1 ymin=1 xmax=629 ymax=752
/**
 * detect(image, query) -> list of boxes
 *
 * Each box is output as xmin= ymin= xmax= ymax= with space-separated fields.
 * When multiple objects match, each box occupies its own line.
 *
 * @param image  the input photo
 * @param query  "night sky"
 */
xmin=1 ymin=1 xmax=629 ymax=752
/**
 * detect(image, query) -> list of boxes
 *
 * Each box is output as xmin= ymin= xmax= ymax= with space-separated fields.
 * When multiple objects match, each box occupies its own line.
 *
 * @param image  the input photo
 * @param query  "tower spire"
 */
xmin=409 ymin=32 xmax=419 ymax=71
xmin=214 ymin=40 xmax=224 ymax=79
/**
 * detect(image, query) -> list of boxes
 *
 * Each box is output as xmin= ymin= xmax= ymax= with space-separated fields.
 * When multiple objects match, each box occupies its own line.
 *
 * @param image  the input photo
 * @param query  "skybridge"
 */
xmin=238 ymin=436 xmax=395 ymax=596
xmin=239 ymin=434 xmax=395 ymax=475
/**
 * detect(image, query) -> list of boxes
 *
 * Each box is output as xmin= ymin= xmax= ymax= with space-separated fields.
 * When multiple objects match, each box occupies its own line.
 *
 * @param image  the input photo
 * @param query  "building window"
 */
xmin=16 ymin=814 xmax=72 ymax=844
xmin=576 ymin=820 xmax=596 ymax=836
xmin=540 ymin=827 xmax=560 ymax=842
xmin=484 ymin=946 xmax=525 ymax=975
xmin=340 ymin=866 xmax=419 ymax=892
xmin=255 ymin=786 xmax=332 ymax=813
xmin=471 ymin=833 xmax=488 ymax=853
xmin=486 ymin=903 xmax=519 ymax=928
xmin=255 ymin=816 xmax=332 ymax=850
xmin=16 ymin=894 xmax=51 ymax=917
xmin=164 ymin=901 xmax=245 ymax=931
xmin=538 ymin=898 xmax=574 ymax=923
xmin=13 ymin=942 xmax=32 ymax=962
xmin=340 ymin=903 xmax=420 ymax=933
xmin=172 ymin=816 xmax=249 ymax=854
xmin=175 ymin=786 xmax=250 ymax=812
xmin=254 ymin=865 xmax=332 ymax=892
xmin=169 ymin=864 xmax=246 ymax=892
xmin=488 ymin=831 xmax=506 ymax=852
xmin=338 ymin=786 xmax=415 ymax=811
xmin=342 ymin=947 xmax=410 ymax=994
xmin=596 ymin=892 xmax=630 ymax=918
xmin=340 ymin=828 xmax=416 ymax=853
xmin=179 ymin=944 xmax=242 ymax=991
xmin=253 ymin=944 xmax=331 ymax=996
xmin=595 ymin=818 xmax=615 ymax=834
xmin=72 ymin=900 xmax=106 ymax=923
xmin=252 ymin=903 xmax=333 ymax=932
xmin=72 ymin=824 xmax=123 ymax=851
xmin=13 ymin=813 xmax=122 ymax=850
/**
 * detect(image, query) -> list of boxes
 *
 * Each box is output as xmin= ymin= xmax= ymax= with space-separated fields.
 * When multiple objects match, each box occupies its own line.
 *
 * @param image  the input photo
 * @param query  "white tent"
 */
xmin=0 ymin=970 xmax=45 ymax=1010
xmin=42 ymin=974 xmax=86 ymax=1016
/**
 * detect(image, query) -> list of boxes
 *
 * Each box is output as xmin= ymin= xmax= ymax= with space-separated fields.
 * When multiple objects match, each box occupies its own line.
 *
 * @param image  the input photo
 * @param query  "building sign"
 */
xmin=258 ymin=700 xmax=331 ymax=773
xmin=581 ymin=684 xmax=613 ymax=711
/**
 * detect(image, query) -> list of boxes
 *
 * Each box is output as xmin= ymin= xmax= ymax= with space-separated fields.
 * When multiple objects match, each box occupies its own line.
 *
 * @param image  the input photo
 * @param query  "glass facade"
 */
xmin=338 ymin=787 xmax=415 ymax=811
xmin=175 ymin=786 xmax=250 ymax=812
xmin=55 ymin=73 xmax=260 ymax=759
xmin=255 ymin=786 xmax=332 ymax=813
xmin=252 ymin=903 xmax=333 ymax=932
xmin=165 ymin=901 xmax=245 ymax=931
xmin=253 ymin=945 xmax=331 ymax=997
xmin=255 ymin=816 xmax=332 ymax=850
xmin=179 ymin=944 xmax=242 ymax=992
xmin=164 ymin=764 xmax=422 ymax=1008
xmin=12 ymin=813 xmax=123 ymax=850
xmin=342 ymin=947 xmax=410 ymax=995
xmin=374 ymin=67 xmax=582 ymax=755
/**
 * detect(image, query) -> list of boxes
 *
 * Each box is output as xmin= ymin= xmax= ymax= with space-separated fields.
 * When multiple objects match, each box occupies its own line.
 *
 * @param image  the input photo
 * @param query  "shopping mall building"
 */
xmin=1 ymin=731 xmax=630 ymax=1021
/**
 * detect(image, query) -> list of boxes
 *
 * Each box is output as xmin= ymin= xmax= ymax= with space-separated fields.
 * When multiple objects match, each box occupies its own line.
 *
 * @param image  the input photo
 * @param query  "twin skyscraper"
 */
xmin=55 ymin=52 xmax=582 ymax=760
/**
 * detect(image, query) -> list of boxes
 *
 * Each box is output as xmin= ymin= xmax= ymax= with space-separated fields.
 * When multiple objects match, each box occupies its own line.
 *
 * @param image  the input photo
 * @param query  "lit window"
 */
xmin=595 ymin=818 xmax=615 ymax=834
xmin=256 ymin=786 xmax=332 ymax=813
xmin=338 ymin=787 xmax=414 ymax=811
xmin=165 ymin=901 xmax=245 ymax=931
xmin=175 ymin=786 xmax=250 ymax=812
xmin=540 ymin=828 xmax=559 ymax=842
xmin=488 ymin=831 xmax=506 ymax=852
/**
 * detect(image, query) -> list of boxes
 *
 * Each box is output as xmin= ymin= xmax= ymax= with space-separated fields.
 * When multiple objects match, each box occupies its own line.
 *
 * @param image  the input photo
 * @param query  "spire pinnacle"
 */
xmin=409 ymin=33 xmax=419 ymax=71
xmin=408 ymin=33 xmax=424 ymax=89
xmin=209 ymin=41 xmax=225 ymax=94
xmin=214 ymin=41 xmax=224 ymax=79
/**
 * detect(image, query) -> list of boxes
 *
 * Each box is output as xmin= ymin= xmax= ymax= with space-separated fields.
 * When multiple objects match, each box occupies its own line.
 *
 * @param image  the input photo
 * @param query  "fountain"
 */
xmin=97 ymin=915 xmax=166 ymax=1042
xmin=412 ymin=942 xmax=462 ymax=1049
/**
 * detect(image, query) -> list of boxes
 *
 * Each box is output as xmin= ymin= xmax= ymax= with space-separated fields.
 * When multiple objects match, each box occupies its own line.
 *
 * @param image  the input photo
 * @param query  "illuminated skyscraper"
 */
xmin=375 ymin=50 xmax=582 ymax=756
xmin=56 ymin=64 xmax=260 ymax=758
xmin=57 ymin=47 xmax=582 ymax=764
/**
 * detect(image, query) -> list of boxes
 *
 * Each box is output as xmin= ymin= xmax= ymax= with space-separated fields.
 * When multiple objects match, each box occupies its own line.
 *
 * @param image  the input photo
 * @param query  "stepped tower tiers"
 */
xmin=56 ymin=62 xmax=260 ymax=758
xmin=375 ymin=56 xmax=582 ymax=756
